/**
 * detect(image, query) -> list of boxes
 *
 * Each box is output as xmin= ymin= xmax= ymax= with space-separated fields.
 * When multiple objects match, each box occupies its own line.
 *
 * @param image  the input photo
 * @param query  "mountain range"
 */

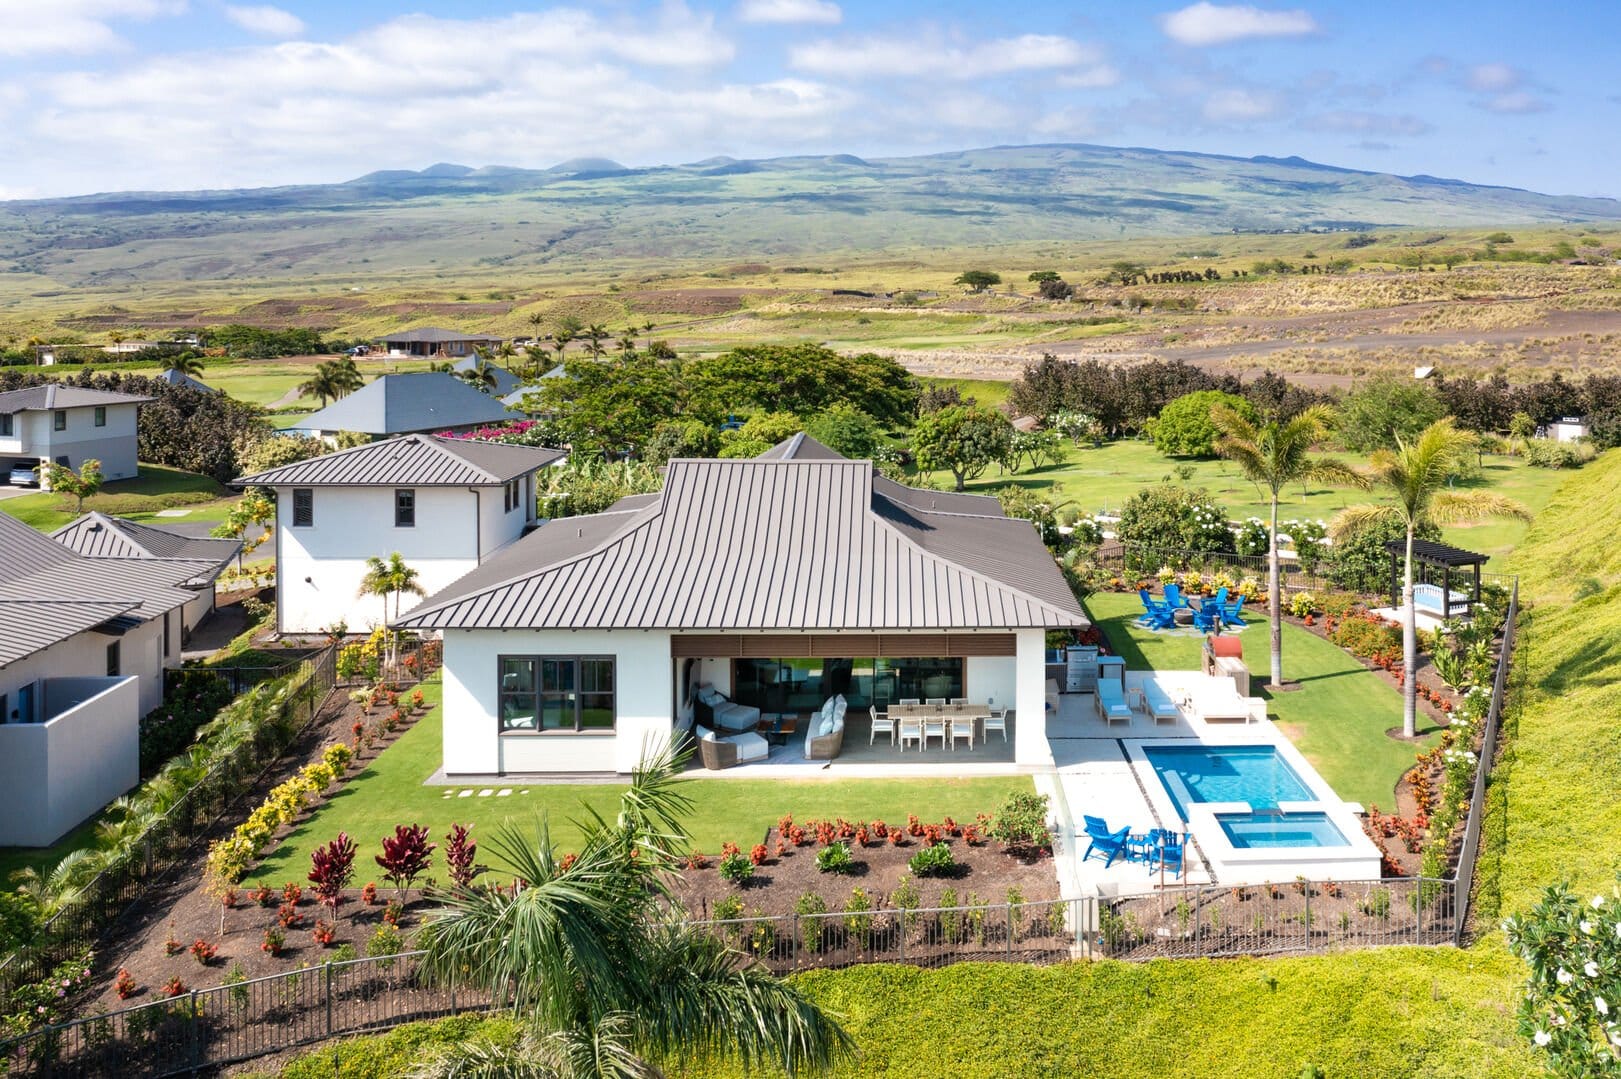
xmin=2 ymin=143 xmax=1616 ymax=287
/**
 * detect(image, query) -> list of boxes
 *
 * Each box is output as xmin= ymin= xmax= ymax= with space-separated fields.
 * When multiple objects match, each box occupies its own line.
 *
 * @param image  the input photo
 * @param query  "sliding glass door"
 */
xmin=731 ymin=657 xmax=962 ymax=713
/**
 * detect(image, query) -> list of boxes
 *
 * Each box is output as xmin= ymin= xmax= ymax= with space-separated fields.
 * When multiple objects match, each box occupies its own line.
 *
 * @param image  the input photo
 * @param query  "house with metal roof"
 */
xmin=0 ymin=512 xmax=225 ymax=845
xmin=154 ymin=368 xmax=216 ymax=393
xmin=296 ymin=372 xmax=518 ymax=440
xmin=52 ymin=512 xmax=242 ymax=640
xmin=234 ymin=434 xmax=566 ymax=634
xmin=378 ymin=327 xmax=504 ymax=358
xmin=0 ymin=384 xmax=152 ymax=486
xmin=397 ymin=434 xmax=1088 ymax=776
xmin=448 ymin=357 xmax=523 ymax=398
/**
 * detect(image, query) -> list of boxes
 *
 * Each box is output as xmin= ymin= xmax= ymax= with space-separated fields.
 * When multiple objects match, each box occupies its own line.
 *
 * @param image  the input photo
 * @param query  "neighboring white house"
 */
xmin=0 ymin=512 xmax=231 ymax=845
xmin=234 ymin=434 xmax=566 ymax=635
xmin=397 ymin=434 xmax=1089 ymax=777
xmin=1545 ymin=416 xmax=1590 ymax=442
xmin=0 ymin=384 xmax=152 ymax=485
xmin=296 ymin=373 xmax=518 ymax=441
xmin=51 ymin=513 xmax=242 ymax=644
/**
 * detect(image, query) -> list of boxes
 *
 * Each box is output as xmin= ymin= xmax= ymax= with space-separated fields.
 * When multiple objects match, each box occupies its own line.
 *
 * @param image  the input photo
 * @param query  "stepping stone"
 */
xmin=458 ymin=789 xmax=473 ymax=798
xmin=478 ymin=788 xmax=493 ymax=797
xmin=497 ymin=789 xmax=512 ymax=796
xmin=154 ymin=508 xmax=191 ymax=517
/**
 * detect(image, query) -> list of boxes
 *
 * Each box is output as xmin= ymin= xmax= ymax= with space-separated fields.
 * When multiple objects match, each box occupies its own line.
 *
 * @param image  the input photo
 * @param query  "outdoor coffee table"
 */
xmin=756 ymin=714 xmax=798 ymax=746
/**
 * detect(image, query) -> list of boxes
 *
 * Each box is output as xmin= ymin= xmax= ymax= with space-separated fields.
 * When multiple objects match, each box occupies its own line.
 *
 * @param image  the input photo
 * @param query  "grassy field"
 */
xmin=957 ymin=441 xmax=1563 ymax=565
xmin=246 ymin=679 xmax=1031 ymax=886
xmin=1083 ymin=591 xmax=1427 ymax=807
xmin=0 ymin=462 xmax=232 ymax=531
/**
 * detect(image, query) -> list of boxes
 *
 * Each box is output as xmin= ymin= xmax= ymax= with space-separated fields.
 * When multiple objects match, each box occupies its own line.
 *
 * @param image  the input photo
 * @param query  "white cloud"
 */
xmin=1481 ymin=91 xmax=1550 ymax=115
xmin=0 ymin=0 xmax=184 ymax=56
xmin=1031 ymin=106 xmax=1099 ymax=138
xmin=1299 ymin=110 xmax=1432 ymax=136
xmin=790 ymin=32 xmax=1099 ymax=80
xmin=225 ymin=5 xmax=304 ymax=38
xmin=1202 ymin=87 xmax=1281 ymax=122
xmin=1159 ymin=3 xmax=1318 ymax=47
xmin=1057 ymin=64 xmax=1121 ymax=90
xmin=735 ymin=0 xmax=840 ymax=24
xmin=1466 ymin=62 xmax=1521 ymax=93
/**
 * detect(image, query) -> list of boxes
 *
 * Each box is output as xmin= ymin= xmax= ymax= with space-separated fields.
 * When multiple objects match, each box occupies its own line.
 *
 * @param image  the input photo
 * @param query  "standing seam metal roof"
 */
xmin=0 ymin=385 xmax=153 ymax=413
xmin=297 ymin=373 xmax=516 ymax=436
xmin=232 ymin=434 xmax=564 ymax=488
xmin=399 ymin=450 xmax=1086 ymax=631
xmin=0 ymin=600 xmax=142 ymax=667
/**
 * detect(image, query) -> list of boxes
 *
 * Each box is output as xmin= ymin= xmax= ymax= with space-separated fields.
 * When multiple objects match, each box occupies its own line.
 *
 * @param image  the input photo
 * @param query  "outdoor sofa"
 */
xmin=695 ymin=724 xmax=769 ymax=769
xmin=805 ymin=694 xmax=848 ymax=760
xmin=695 ymin=683 xmax=760 ymax=733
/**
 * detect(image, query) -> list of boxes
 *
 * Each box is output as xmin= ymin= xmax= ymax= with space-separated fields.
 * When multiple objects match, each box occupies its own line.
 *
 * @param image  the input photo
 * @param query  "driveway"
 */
xmin=0 ymin=484 xmax=35 ymax=501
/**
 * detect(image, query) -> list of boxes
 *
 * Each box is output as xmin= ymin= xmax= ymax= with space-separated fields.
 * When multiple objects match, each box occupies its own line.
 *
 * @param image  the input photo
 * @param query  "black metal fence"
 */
xmin=0 ymin=647 xmax=338 ymax=1003
xmin=163 ymin=652 xmax=315 ymax=698
xmin=1452 ymin=579 xmax=1519 ymax=943
xmin=0 ymin=882 xmax=1461 ymax=1077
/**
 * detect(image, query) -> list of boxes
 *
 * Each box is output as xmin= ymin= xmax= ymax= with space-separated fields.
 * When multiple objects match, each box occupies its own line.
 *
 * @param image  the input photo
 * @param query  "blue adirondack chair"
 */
xmin=1209 ymin=586 xmax=1229 ymax=610
xmin=1136 ymin=589 xmax=1176 ymax=629
xmin=1082 ymin=816 xmax=1133 ymax=867
xmin=1147 ymin=829 xmax=1186 ymax=878
xmin=1221 ymin=593 xmax=1248 ymax=628
xmin=1163 ymin=582 xmax=1190 ymax=610
xmin=1190 ymin=598 xmax=1221 ymax=633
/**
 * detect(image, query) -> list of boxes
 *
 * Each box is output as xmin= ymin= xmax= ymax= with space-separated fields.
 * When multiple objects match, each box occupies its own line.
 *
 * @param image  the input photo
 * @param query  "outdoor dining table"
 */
xmin=885 ymin=702 xmax=991 ymax=746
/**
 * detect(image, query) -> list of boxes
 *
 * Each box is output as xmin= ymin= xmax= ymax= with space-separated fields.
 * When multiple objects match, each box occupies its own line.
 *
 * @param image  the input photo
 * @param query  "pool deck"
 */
xmin=1042 ymin=670 xmax=1382 ymax=896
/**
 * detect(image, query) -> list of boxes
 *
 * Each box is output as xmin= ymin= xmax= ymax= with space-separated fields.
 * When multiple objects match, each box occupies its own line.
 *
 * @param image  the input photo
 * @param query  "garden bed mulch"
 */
xmin=671 ymin=826 xmax=1059 ymax=923
xmin=84 ymin=686 xmax=434 ymax=1010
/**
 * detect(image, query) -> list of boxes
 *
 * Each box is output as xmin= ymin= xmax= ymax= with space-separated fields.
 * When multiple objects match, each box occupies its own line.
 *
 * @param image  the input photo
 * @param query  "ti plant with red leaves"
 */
xmin=375 ymin=824 xmax=436 ymax=901
xmin=308 ymin=832 xmax=358 ymax=918
xmin=444 ymin=823 xmax=480 ymax=889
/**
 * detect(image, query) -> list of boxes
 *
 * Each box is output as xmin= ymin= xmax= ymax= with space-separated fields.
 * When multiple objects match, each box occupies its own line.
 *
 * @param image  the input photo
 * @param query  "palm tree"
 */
xmin=457 ymin=355 xmax=500 ymax=393
xmin=552 ymin=327 xmax=576 ymax=362
xmin=1211 ymin=404 xmax=1367 ymax=688
xmin=297 ymin=366 xmax=341 ymax=408
xmin=583 ymin=323 xmax=609 ymax=358
xmin=414 ymin=741 xmax=852 ymax=1078
xmin=617 ymin=334 xmax=636 ymax=354
xmin=326 ymin=357 xmax=364 ymax=398
xmin=1330 ymin=418 xmax=1530 ymax=737
xmin=357 ymin=552 xmax=426 ymax=666
xmin=160 ymin=352 xmax=206 ymax=377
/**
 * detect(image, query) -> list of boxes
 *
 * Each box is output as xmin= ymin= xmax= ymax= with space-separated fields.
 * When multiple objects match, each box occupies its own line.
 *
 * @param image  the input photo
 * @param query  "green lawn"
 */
xmin=0 ymin=463 xmax=233 ymax=531
xmin=956 ymin=442 xmax=1562 ymax=566
xmin=1083 ymin=590 xmax=1432 ymax=808
xmin=248 ymin=679 xmax=1031 ymax=886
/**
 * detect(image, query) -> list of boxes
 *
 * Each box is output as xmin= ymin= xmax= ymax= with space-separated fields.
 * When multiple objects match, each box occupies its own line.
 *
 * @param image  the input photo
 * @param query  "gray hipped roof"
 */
xmin=399 ymin=437 xmax=1087 ymax=632
xmin=155 ymin=369 xmax=215 ymax=392
xmin=298 ymin=373 xmax=517 ymax=436
xmin=51 ymin=513 xmax=241 ymax=584
xmin=0 ymin=513 xmax=204 ymax=669
xmin=0 ymin=384 xmax=153 ymax=414
xmin=379 ymin=327 xmax=504 ymax=344
xmin=233 ymin=433 xmax=564 ymax=488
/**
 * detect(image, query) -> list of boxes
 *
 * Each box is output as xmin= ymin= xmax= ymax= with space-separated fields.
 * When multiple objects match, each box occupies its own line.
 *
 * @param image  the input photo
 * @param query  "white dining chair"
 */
xmin=900 ymin=698 xmax=921 ymax=706
xmin=922 ymin=714 xmax=947 ymax=750
xmin=897 ymin=716 xmax=923 ymax=751
xmin=869 ymin=706 xmax=895 ymax=746
xmin=982 ymin=704 xmax=1008 ymax=743
xmin=949 ymin=697 xmax=968 ymax=706
xmin=925 ymin=697 xmax=947 ymax=707
xmin=948 ymin=716 xmax=974 ymax=751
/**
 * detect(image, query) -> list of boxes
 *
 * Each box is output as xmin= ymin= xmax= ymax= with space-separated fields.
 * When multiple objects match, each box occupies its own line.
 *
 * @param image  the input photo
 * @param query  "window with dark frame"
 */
xmin=93 ymin=406 xmax=106 ymax=427
xmin=163 ymin=611 xmax=171 ymax=657
xmin=106 ymin=641 xmax=121 ymax=677
xmin=498 ymin=655 xmax=615 ymax=733
xmin=1 ymin=414 xmax=13 ymax=436
xmin=395 ymin=488 xmax=416 ymax=527
xmin=53 ymin=410 xmax=66 ymax=431
xmin=292 ymin=488 xmax=313 ymax=527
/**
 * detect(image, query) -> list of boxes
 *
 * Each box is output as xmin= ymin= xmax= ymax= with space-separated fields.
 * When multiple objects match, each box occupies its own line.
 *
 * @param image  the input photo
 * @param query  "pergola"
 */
xmin=1385 ymin=538 xmax=1488 ymax=618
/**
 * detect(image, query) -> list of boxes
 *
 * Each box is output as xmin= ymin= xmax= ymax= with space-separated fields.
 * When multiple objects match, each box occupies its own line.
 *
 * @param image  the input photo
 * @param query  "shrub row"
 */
xmin=205 ymin=743 xmax=353 ymax=889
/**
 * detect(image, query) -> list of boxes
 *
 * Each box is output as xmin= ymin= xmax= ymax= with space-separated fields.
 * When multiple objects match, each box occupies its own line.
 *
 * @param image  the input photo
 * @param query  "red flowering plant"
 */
xmin=250 ymin=884 xmax=275 ymax=907
xmin=445 ymin=823 xmax=480 ymax=888
xmin=282 ymin=882 xmax=303 ymax=905
xmin=308 ymin=832 xmax=357 ymax=919
xmin=684 ymin=851 xmax=708 ymax=870
xmin=277 ymin=902 xmax=302 ymax=929
xmin=162 ymin=977 xmax=187 ymax=998
xmin=114 ymin=968 xmax=137 ymax=1000
xmin=189 ymin=939 xmax=217 ymax=966
xmin=749 ymin=843 xmax=768 ymax=866
xmin=375 ymin=824 xmax=436 ymax=902
xmin=361 ymin=881 xmax=378 ymax=905
xmin=311 ymin=920 xmax=337 ymax=947
xmin=261 ymin=927 xmax=284 ymax=955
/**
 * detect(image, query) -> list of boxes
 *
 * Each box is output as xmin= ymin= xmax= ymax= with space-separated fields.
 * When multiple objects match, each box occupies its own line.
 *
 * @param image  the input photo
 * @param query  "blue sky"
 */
xmin=2 ymin=0 xmax=1615 ymax=199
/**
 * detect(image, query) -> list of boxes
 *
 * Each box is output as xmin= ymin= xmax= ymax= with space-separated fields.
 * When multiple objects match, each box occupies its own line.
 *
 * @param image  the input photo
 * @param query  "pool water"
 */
xmin=1144 ymin=745 xmax=1316 ymax=820
xmin=1218 ymin=811 xmax=1349 ymax=848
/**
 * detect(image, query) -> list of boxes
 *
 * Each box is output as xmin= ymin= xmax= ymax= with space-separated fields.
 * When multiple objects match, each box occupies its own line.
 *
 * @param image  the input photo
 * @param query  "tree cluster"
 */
xmin=202 ymin=324 xmax=328 ymax=359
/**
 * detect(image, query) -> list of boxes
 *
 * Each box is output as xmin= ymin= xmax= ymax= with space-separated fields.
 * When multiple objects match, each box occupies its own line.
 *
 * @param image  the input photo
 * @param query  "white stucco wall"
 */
xmin=5 ymin=403 xmax=142 ymax=483
xmin=440 ymin=629 xmax=675 ymax=776
xmin=965 ymin=655 xmax=1016 ymax=708
xmin=0 ymin=617 xmax=167 ymax=717
xmin=0 ymin=676 xmax=139 ymax=846
xmin=1013 ymin=628 xmax=1050 ymax=767
xmin=274 ymin=484 xmax=532 ymax=634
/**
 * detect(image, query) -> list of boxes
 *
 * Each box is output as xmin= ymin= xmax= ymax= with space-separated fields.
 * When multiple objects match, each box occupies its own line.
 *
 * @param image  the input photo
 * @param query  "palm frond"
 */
xmin=1328 ymin=503 xmax=1401 ymax=541
xmin=1428 ymin=490 xmax=1533 ymax=525
xmin=1302 ymin=459 xmax=1370 ymax=490
xmin=633 ymin=922 xmax=855 ymax=1076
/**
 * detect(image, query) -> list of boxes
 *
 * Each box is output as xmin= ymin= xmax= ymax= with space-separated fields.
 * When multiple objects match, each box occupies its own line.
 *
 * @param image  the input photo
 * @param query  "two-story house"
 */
xmin=234 ymin=434 xmax=566 ymax=635
xmin=0 ymin=512 xmax=234 ymax=845
xmin=0 ymin=384 xmax=152 ymax=485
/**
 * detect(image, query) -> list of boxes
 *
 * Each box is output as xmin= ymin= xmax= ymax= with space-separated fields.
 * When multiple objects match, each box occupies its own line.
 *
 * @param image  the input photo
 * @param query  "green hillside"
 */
xmin=3 ymin=143 xmax=1617 ymax=289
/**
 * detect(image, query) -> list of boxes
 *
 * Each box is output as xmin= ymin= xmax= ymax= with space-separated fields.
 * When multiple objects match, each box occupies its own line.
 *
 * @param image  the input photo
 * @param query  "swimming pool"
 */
xmin=1143 ymin=745 xmax=1316 ymax=821
xmin=1217 ymin=811 xmax=1350 ymax=849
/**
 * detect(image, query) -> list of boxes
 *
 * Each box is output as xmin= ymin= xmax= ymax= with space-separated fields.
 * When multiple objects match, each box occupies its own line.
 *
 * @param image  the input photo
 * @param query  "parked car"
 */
xmin=8 ymin=460 xmax=39 ymax=486
xmin=345 ymin=345 xmax=371 ymax=356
